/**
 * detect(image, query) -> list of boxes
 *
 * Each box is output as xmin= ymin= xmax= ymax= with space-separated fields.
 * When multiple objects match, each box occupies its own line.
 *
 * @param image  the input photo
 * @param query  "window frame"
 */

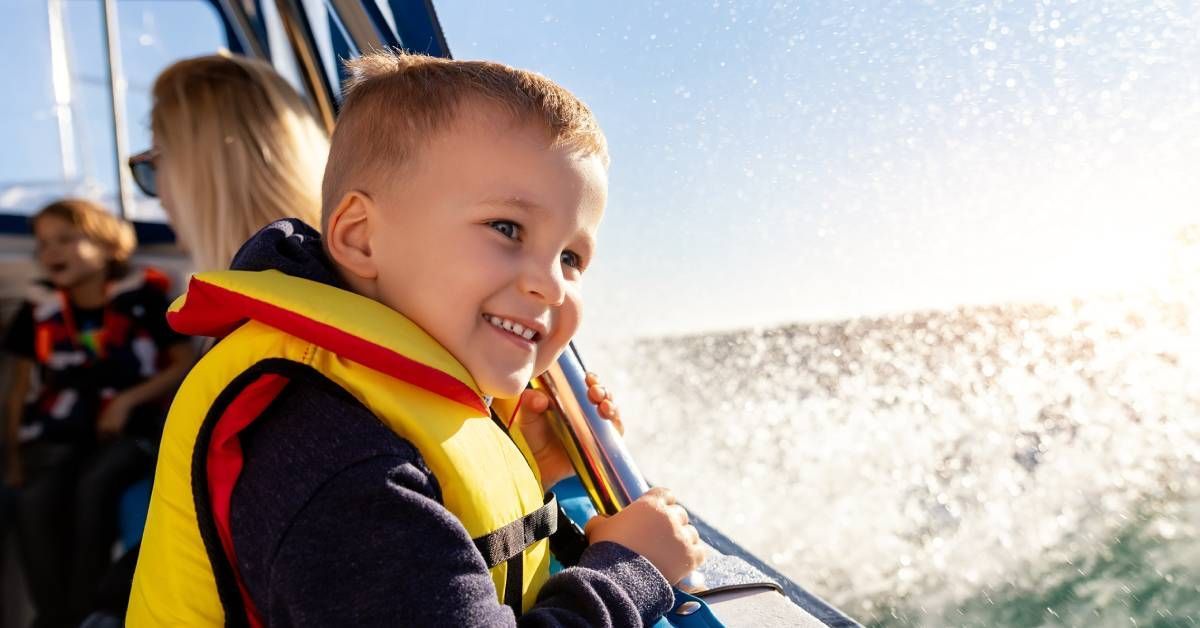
xmin=0 ymin=0 xmax=259 ymax=242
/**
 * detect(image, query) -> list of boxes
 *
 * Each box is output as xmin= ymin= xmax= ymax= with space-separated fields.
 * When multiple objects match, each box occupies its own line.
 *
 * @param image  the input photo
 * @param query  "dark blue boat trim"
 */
xmin=0 ymin=214 xmax=176 ymax=245
xmin=385 ymin=0 xmax=451 ymax=58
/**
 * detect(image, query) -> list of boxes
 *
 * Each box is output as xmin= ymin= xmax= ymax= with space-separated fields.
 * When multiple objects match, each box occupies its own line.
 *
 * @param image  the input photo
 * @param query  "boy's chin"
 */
xmin=47 ymin=273 xmax=77 ymax=289
xmin=475 ymin=371 xmax=534 ymax=401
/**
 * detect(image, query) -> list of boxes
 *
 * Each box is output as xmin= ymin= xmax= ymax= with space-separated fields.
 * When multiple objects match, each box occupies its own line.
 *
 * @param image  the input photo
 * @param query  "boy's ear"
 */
xmin=325 ymin=191 xmax=378 ymax=282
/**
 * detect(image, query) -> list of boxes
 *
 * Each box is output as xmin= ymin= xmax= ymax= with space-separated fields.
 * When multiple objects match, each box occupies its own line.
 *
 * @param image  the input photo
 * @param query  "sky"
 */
xmin=435 ymin=1 xmax=1200 ymax=340
xmin=3 ymin=1 xmax=1199 ymax=340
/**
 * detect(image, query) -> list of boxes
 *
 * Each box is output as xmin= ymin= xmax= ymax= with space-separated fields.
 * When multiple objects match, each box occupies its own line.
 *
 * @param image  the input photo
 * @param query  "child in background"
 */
xmin=2 ymin=199 xmax=194 ymax=626
xmin=130 ymin=52 xmax=704 ymax=626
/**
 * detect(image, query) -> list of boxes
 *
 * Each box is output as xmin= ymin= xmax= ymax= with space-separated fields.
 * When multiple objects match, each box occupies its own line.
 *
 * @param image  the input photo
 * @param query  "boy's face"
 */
xmin=33 ymin=215 xmax=109 ymax=289
xmin=366 ymin=105 xmax=607 ymax=399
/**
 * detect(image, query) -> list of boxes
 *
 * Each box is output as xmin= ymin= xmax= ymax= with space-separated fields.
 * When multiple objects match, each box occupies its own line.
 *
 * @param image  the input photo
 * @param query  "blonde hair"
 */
xmin=33 ymin=198 xmax=136 ymax=277
xmin=152 ymin=54 xmax=329 ymax=272
xmin=322 ymin=52 xmax=608 ymax=226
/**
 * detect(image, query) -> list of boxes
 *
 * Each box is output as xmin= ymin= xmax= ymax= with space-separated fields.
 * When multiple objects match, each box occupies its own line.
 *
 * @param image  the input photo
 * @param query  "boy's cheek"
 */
xmin=533 ymin=315 xmax=582 ymax=375
xmin=534 ymin=343 xmax=572 ymax=376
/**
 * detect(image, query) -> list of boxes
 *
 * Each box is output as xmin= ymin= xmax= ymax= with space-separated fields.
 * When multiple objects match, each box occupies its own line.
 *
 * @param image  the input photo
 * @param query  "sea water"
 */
xmin=587 ymin=275 xmax=1200 ymax=626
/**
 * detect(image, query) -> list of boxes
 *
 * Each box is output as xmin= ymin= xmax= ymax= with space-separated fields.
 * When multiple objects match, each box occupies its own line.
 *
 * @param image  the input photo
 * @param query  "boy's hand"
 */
xmin=96 ymin=395 xmax=133 ymax=439
xmin=514 ymin=372 xmax=622 ymax=488
xmin=583 ymin=372 xmax=623 ymax=435
xmin=584 ymin=487 xmax=707 ymax=585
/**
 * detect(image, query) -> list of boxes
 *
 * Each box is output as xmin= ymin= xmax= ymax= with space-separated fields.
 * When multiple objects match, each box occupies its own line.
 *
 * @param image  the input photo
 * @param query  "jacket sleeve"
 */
xmin=261 ymin=455 xmax=674 ymax=627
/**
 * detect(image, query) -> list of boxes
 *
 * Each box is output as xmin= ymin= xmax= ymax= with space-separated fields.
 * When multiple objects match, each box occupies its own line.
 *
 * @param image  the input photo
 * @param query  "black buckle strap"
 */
xmin=502 ymin=554 xmax=524 ymax=616
xmin=472 ymin=493 xmax=559 ymax=570
xmin=549 ymin=503 xmax=589 ymax=568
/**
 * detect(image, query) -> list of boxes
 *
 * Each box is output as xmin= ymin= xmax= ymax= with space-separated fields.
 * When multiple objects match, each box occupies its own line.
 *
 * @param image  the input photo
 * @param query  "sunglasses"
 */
xmin=128 ymin=148 xmax=159 ymax=198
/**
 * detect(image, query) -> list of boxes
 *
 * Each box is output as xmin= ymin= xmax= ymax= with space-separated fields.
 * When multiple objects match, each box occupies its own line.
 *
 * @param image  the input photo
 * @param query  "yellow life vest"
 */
xmin=127 ymin=270 xmax=552 ymax=626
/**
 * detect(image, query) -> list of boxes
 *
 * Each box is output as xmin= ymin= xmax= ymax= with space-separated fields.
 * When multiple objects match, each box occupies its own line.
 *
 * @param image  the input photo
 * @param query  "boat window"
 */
xmin=261 ymin=0 xmax=305 ymax=98
xmin=118 ymin=1 xmax=228 ymax=222
xmin=296 ymin=1 xmax=356 ymax=101
xmin=0 ymin=1 xmax=227 ymax=223
xmin=437 ymin=3 xmax=1200 ymax=625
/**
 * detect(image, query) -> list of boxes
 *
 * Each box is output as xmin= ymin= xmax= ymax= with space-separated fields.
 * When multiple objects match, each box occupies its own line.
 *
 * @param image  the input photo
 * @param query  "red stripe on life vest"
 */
xmin=206 ymin=373 xmax=289 ymax=628
xmin=169 ymin=278 xmax=487 ymax=414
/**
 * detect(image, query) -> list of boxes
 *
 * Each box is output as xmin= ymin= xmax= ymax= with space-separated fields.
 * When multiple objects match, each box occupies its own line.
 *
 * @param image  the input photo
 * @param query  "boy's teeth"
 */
xmin=486 ymin=314 xmax=538 ymax=341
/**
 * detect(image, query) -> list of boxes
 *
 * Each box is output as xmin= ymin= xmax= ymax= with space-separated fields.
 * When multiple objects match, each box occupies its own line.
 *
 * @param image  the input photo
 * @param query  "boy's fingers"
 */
xmin=599 ymin=402 xmax=624 ymax=434
xmin=598 ymin=403 xmax=624 ymax=435
xmin=587 ymin=384 xmax=608 ymax=404
xmin=667 ymin=504 xmax=690 ymax=526
xmin=691 ymin=541 xmax=708 ymax=569
xmin=518 ymin=389 xmax=550 ymax=417
xmin=585 ymin=372 xmax=599 ymax=386
xmin=519 ymin=387 xmax=548 ymax=404
xmin=643 ymin=486 xmax=675 ymax=506
xmin=583 ymin=514 xmax=607 ymax=538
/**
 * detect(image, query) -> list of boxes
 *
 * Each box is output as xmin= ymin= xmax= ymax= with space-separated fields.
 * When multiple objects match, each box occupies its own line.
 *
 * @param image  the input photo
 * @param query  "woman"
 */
xmin=129 ymin=53 xmax=329 ymax=271
xmin=77 ymin=54 xmax=331 ymax=627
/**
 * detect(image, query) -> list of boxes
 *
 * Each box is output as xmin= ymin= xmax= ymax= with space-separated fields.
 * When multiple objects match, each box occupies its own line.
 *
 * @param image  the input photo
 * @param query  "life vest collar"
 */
xmin=27 ymin=267 xmax=170 ymax=321
xmin=168 ymin=270 xmax=486 ymax=413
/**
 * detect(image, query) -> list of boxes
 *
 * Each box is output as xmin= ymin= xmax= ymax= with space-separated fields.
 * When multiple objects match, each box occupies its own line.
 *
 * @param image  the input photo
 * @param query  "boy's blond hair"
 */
xmin=321 ymin=52 xmax=609 ymax=226
xmin=152 ymin=54 xmax=329 ymax=272
xmin=33 ymin=198 xmax=137 ymax=277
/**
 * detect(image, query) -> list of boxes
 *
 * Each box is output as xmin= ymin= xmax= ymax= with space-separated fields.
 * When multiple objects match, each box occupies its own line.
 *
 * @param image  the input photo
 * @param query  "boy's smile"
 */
xmin=483 ymin=313 xmax=544 ymax=344
xmin=330 ymin=100 xmax=607 ymax=399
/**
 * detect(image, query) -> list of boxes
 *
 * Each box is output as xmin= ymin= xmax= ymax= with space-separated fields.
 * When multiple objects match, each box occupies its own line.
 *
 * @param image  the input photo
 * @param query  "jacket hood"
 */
xmin=167 ymin=219 xmax=486 ymax=413
xmin=228 ymin=219 xmax=342 ymax=285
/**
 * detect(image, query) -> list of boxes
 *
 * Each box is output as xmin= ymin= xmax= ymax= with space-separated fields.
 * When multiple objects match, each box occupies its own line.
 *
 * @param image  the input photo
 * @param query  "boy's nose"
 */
xmin=519 ymin=260 xmax=567 ymax=306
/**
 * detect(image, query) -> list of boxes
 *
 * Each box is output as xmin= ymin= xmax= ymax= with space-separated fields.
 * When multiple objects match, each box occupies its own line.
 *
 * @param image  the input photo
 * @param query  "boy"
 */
xmin=129 ymin=52 xmax=704 ymax=626
xmin=4 ymin=199 xmax=194 ymax=625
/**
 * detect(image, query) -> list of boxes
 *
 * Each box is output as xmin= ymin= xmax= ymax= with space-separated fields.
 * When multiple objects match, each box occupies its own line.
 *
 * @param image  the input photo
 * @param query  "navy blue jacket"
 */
xmin=226 ymin=221 xmax=673 ymax=626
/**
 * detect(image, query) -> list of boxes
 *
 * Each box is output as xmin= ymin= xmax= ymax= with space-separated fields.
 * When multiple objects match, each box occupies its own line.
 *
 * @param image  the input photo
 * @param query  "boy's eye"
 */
xmin=488 ymin=220 xmax=521 ymax=240
xmin=561 ymin=250 xmax=583 ymax=270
